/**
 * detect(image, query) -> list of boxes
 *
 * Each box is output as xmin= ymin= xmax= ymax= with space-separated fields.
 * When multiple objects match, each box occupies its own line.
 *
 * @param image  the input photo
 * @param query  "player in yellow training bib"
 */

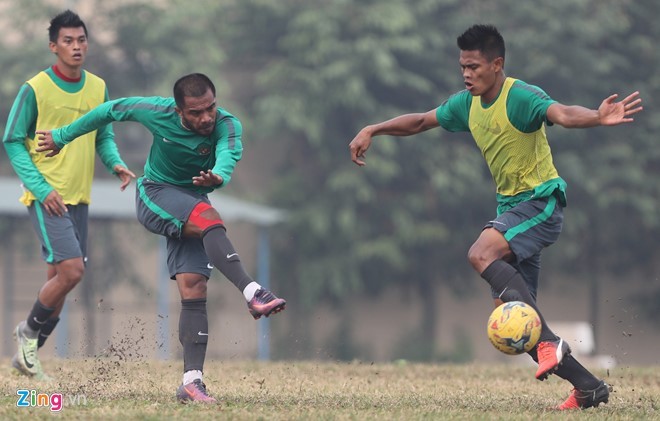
xmin=2 ymin=10 xmax=135 ymax=381
xmin=349 ymin=24 xmax=642 ymax=410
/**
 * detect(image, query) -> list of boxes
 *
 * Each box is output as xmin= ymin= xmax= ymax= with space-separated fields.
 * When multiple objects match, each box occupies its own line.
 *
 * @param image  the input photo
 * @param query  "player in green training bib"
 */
xmin=349 ymin=24 xmax=642 ymax=410
xmin=36 ymin=73 xmax=286 ymax=403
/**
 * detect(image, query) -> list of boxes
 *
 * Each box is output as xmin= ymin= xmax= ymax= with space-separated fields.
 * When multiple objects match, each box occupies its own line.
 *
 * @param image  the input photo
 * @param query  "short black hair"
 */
xmin=456 ymin=24 xmax=505 ymax=62
xmin=48 ymin=10 xmax=87 ymax=43
xmin=173 ymin=73 xmax=216 ymax=108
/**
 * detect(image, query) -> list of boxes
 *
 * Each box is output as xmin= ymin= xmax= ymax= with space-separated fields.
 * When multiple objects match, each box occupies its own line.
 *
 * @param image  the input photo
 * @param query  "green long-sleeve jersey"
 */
xmin=51 ymin=96 xmax=243 ymax=194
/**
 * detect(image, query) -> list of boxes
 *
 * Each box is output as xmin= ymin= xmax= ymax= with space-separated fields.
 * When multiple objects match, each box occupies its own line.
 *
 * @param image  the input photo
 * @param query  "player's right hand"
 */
xmin=349 ymin=128 xmax=372 ymax=166
xmin=35 ymin=130 xmax=62 ymax=157
xmin=42 ymin=190 xmax=68 ymax=217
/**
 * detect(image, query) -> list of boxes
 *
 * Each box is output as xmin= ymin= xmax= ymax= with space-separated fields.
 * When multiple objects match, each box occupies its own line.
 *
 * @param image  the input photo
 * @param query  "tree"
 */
xmin=219 ymin=0 xmax=660 ymax=358
xmin=2 ymin=0 xmax=657 ymax=361
xmin=219 ymin=0 xmax=497 ymax=359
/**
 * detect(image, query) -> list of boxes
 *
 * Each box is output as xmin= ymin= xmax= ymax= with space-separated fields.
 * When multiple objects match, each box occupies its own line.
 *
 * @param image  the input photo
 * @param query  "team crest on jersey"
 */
xmin=197 ymin=144 xmax=212 ymax=156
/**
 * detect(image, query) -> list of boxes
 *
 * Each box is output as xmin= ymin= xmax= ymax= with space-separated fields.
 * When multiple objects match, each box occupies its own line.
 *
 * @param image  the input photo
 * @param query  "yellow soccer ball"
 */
xmin=487 ymin=301 xmax=542 ymax=355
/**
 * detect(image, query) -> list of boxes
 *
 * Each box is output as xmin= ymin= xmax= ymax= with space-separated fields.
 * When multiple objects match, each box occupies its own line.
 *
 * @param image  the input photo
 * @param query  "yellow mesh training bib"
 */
xmin=469 ymin=77 xmax=559 ymax=197
xmin=21 ymin=71 xmax=106 ymax=205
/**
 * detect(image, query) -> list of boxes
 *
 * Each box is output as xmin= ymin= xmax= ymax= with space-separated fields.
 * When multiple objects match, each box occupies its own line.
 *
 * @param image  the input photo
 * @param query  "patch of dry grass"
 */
xmin=1 ymin=357 xmax=659 ymax=420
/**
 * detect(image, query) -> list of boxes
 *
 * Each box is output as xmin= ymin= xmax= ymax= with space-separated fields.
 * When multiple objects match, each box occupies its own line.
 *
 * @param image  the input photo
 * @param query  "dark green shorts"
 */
xmin=27 ymin=202 xmax=88 ymax=264
xmin=484 ymin=194 xmax=564 ymax=299
xmin=135 ymin=177 xmax=213 ymax=280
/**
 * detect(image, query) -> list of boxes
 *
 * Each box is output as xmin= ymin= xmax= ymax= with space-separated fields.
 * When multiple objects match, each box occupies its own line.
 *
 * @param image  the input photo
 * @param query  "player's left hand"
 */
xmin=599 ymin=91 xmax=643 ymax=126
xmin=35 ymin=130 xmax=61 ymax=157
xmin=113 ymin=165 xmax=136 ymax=191
xmin=192 ymin=170 xmax=224 ymax=187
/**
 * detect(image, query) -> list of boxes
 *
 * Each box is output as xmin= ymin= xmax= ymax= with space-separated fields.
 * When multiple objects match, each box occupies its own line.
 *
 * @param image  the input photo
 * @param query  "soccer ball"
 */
xmin=487 ymin=301 xmax=541 ymax=355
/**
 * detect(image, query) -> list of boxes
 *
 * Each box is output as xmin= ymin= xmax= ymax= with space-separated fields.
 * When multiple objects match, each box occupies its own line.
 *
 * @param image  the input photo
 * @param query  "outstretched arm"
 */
xmin=349 ymin=109 xmax=439 ymax=166
xmin=35 ymin=97 xmax=155 ymax=155
xmin=547 ymin=91 xmax=643 ymax=128
xmin=35 ymin=99 xmax=121 ymax=156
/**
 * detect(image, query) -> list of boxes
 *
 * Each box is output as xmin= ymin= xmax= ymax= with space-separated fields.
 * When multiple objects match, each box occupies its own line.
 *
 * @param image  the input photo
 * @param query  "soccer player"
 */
xmin=348 ymin=24 xmax=642 ymax=410
xmin=2 ymin=10 xmax=135 ymax=381
xmin=35 ymin=73 xmax=287 ymax=403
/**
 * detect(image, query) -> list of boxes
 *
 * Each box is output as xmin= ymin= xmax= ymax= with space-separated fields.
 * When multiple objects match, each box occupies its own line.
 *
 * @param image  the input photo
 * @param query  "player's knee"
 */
xmin=56 ymin=258 xmax=85 ymax=289
xmin=468 ymin=232 xmax=512 ymax=272
xmin=467 ymin=243 xmax=487 ymax=269
xmin=177 ymin=275 xmax=208 ymax=299
xmin=191 ymin=280 xmax=207 ymax=297
xmin=188 ymin=202 xmax=224 ymax=234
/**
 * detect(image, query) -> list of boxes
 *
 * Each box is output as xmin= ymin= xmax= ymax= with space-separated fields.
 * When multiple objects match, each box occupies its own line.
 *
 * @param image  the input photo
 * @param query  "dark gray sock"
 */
xmin=26 ymin=299 xmax=56 ymax=335
xmin=179 ymin=298 xmax=208 ymax=372
xmin=37 ymin=317 xmax=60 ymax=348
xmin=481 ymin=259 xmax=557 ymax=342
xmin=202 ymin=226 xmax=253 ymax=292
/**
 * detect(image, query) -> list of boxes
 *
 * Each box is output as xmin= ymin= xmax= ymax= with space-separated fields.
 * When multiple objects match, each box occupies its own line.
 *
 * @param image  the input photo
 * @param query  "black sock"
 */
xmin=26 ymin=299 xmax=56 ymax=333
xmin=179 ymin=298 xmax=208 ymax=372
xmin=527 ymin=347 xmax=539 ymax=363
xmin=553 ymin=354 xmax=601 ymax=390
xmin=202 ymin=226 xmax=253 ymax=292
xmin=37 ymin=317 xmax=60 ymax=348
xmin=481 ymin=260 xmax=557 ymax=342
xmin=528 ymin=348 xmax=600 ymax=390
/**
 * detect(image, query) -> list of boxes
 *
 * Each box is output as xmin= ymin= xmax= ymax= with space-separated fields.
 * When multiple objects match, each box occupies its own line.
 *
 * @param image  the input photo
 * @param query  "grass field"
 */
xmin=1 ymin=357 xmax=659 ymax=420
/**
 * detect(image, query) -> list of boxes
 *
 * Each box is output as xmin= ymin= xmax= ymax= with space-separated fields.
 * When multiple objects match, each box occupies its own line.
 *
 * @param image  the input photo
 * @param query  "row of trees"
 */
xmin=1 ymin=0 xmax=658 ymax=359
